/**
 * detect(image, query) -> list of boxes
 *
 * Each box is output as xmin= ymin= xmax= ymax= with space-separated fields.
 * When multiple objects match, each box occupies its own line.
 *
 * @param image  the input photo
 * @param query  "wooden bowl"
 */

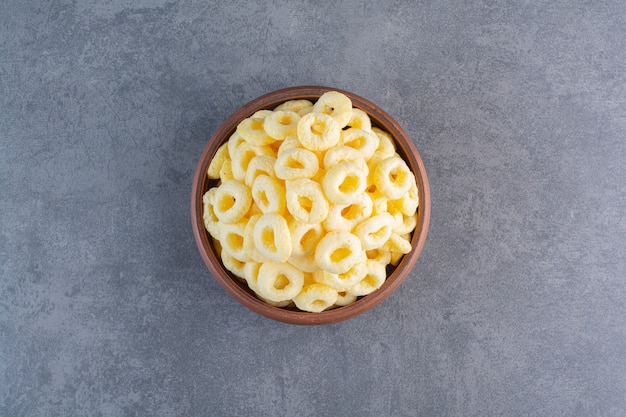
xmin=190 ymin=86 xmax=430 ymax=325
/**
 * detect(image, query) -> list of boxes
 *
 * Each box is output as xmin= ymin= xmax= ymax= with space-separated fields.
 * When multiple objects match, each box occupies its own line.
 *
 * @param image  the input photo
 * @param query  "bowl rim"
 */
xmin=191 ymin=86 xmax=430 ymax=325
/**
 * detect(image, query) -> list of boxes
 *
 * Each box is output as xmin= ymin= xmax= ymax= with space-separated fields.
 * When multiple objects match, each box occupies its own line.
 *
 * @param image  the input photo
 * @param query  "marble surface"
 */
xmin=1 ymin=1 xmax=625 ymax=416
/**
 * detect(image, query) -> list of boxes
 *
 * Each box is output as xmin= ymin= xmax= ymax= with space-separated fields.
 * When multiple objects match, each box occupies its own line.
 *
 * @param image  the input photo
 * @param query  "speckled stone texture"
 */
xmin=1 ymin=1 xmax=625 ymax=416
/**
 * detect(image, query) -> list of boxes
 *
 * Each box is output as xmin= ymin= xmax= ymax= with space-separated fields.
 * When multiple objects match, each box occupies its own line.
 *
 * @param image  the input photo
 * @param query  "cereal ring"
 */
xmin=372 ymin=127 xmax=396 ymax=159
xmin=259 ymin=296 xmax=295 ymax=308
xmin=340 ymin=128 xmax=379 ymax=161
xmin=296 ymin=112 xmax=341 ymax=152
xmin=348 ymin=260 xmax=386 ymax=296
xmin=220 ymin=248 xmax=246 ymax=280
xmin=243 ymin=214 xmax=267 ymax=263
xmin=207 ymin=142 xmax=230 ymax=180
xmin=202 ymin=188 xmax=220 ymax=238
xmin=274 ymin=99 xmax=313 ymax=113
xmin=389 ymin=250 xmax=404 ymax=266
xmin=385 ymin=232 xmax=412 ymax=255
xmin=334 ymin=291 xmax=358 ymax=307
xmin=244 ymin=155 xmax=276 ymax=188
xmin=287 ymin=253 xmax=319 ymax=273
xmin=230 ymin=142 xmax=274 ymax=182
xmin=213 ymin=180 xmax=252 ymax=224
xmin=246 ymin=201 xmax=263 ymax=218
xmin=372 ymin=197 xmax=404 ymax=230
xmin=288 ymin=219 xmax=324 ymax=257
xmin=285 ymin=178 xmax=329 ymax=224
xmin=219 ymin=159 xmax=234 ymax=182
xmin=312 ymin=91 xmax=353 ymax=128
xmin=372 ymin=156 xmax=413 ymax=200
xmin=313 ymin=259 xmax=367 ymax=291
xmin=364 ymin=180 xmax=386 ymax=208
xmin=322 ymin=145 xmax=368 ymax=175
xmin=274 ymin=147 xmax=319 ymax=180
xmin=256 ymin=261 xmax=304 ymax=302
xmin=263 ymin=110 xmax=301 ymax=140
xmin=394 ymin=178 xmax=419 ymax=216
xmin=353 ymin=213 xmax=394 ymax=250
xmin=322 ymin=161 xmax=367 ymax=205
xmin=365 ymin=248 xmax=392 ymax=265
xmin=393 ymin=211 xmax=418 ymax=235
xmin=253 ymin=213 xmax=292 ymax=263
xmin=251 ymin=109 xmax=274 ymax=119
xmin=314 ymin=231 xmax=362 ymax=274
xmin=220 ymin=220 xmax=250 ymax=262
xmin=293 ymin=283 xmax=338 ymax=312
xmin=236 ymin=116 xmax=275 ymax=146
xmin=227 ymin=131 xmax=247 ymax=162
xmin=323 ymin=194 xmax=373 ymax=231
xmin=346 ymin=108 xmax=372 ymax=131
xmin=251 ymin=174 xmax=286 ymax=214
xmin=243 ymin=261 xmax=262 ymax=292
xmin=296 ymin=106 xmax=314 ymax=116
xmin=276 ymin=134 xmax=300 ymax=156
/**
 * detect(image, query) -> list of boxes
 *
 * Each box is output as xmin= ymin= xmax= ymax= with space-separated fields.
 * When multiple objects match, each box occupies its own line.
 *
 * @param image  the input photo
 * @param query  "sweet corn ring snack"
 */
xmin=274 ymin=99 xmax=313 ymax=114
xmin=285 ymin=178 xmax=329 ymax=224
xmin=251 ymin=109 xmax=274 ymax=119
xmin=218 ymin=158 xmax=234 ymax=182
xmin=322 ymin=161 xmax=367 ymax=205
xmin=354 ymin=213 xmax=394 ymax=250
xmin=274 ymin=147 xmax=319 ymax=180
xmin=312 ymin=91 xmax=353 ymax=128
xmin=322 ymin=145 xmax=369 ymax=175
xmin=220 ymin=248 xmax=247 ymax=280
xmin=372 ymin=127 xmax=396 ymax=158
xmin=293 ymin=283 xmax=338 ymax=313
xmin=385 ymin=232 xmax=413 ymax=255
xmin=236 ymin=116 xmax=276 ymax=146
xmin=227 ymin=131 xmax=247 ymax=161
xmin=288 ymin=220 xmax=324 ymax=257
xmin=230 ymin=142 xmax=274 ymax=182
xmin=243 ymin=261 xmax=262 ymax=292
xmin=340 ymin=128 xmax=379 ymax=161
xmin=313 ymin=259 xmax=367 ymax=291
xmin=242 ymin=214 xmax=270 ymax=263
xmin=323 ymin=194 xmax=373 ymax=232
xmin=296 ymin=112 xmax=341 ymax=152
xmin=244 ymin=155 xmax=276 ymax=188
xmin=286 ymin=253 xmax=318 ymax=273
xmin=346 ymin=108 xmax=372 ymax=131
xmin=212 ymin=180 xmax=252 ymax=224
xmin=348 ymin=260 xmax=387 ymax=296
xmin=253 ymin=213 xmax=292 ymax=263
xmin=202 ymin=188 xmax=220 ymax=238
xmin=334 ymin=291 xmax=358 ymax=307
xmin=365 ymin=248 xmax=392 ymax=265
xmin=220 ymin=220 xmax=250 ymax=262
xmin=372 ymin=156 xmax=413 ymax=200
xmin=393 ymin=211 xmax=418 ymax=235
xmin=251 ymin=174 xmax=286 ymax=214
xmin=395 ymin=179 xmax=419 ymax=216
xmin=263 ymin=110 xmax=300 ymax=140
xmin=315 ymin=231 xmax=362 ymax=274
xmin=276 ymin=134 xmax=300 ymax=156
xmin=207 ymin=142 xmax=230 ymax=180
xmin=256 ymin=261 xmax=304 ymax=302
xmin=259 ymin=296 xmax=295 ymax=308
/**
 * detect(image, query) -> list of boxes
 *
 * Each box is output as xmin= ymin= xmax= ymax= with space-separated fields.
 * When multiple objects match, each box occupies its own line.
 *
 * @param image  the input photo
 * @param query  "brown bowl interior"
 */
xmin=191 ymin=86 xmax=430 ymax=325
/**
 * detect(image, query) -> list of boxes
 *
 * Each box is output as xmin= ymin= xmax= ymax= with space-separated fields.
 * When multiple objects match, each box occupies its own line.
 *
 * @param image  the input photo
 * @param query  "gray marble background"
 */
xmin=1 ymin=1 xmax=625 ymax=416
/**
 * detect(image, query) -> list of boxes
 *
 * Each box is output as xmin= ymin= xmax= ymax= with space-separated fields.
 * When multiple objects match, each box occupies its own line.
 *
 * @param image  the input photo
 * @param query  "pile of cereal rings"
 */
xmin=203 ymin=91 xmax=419 ymax=312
